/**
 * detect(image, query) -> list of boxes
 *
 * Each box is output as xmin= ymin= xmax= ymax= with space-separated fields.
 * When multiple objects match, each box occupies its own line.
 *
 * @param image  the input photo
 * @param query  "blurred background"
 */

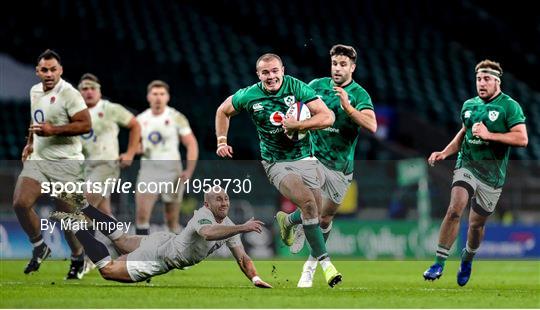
xmin=0 ymin=0 xmax=538 ymax=260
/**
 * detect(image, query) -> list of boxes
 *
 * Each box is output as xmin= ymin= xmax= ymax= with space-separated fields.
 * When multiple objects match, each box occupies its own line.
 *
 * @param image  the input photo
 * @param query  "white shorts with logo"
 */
xmin=126 ymin=231 xmax=175 ymax=282
xmin=136 ymin=161 xmax=185 ymax=203
xmin=261 ymin=157 xmax=320 ymax=190
xmin=317 ymin=162 xmax=353 ymax=205
xmin=452 ymin=167 xmax=502 ymax=215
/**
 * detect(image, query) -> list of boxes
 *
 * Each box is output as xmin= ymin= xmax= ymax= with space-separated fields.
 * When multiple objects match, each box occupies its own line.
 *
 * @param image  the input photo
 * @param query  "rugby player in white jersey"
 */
xmin=135 ymin=80 xmax=199 ymax=235
xmin=78 ymin=73 xmax=141 ymax=216
xmin=14 ymin=49 xmax=92 ymax=277
xmin=50 ymin=188 xmax=272 ymax=288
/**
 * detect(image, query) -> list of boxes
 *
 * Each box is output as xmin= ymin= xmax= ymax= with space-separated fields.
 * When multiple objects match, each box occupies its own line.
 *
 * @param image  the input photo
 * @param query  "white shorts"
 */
xmin=136 ymin=161 xmax=184 ymax=203
xmin=19 ymin=159 xmax=84 ymax=184
xmin=317 ymin=162 xmax=353 ymax=204
xmin=126 ymin=232 xmax=175 ymax=282
xmin=85 ymin=161 xmax=120 ymax=198
xmin=452 ymin=168 xmax=502 ymax=215
xmin=261 ymin=157 xmax=320 ymax=190
xmin=19 ymin=160 xmax=86 ymax=208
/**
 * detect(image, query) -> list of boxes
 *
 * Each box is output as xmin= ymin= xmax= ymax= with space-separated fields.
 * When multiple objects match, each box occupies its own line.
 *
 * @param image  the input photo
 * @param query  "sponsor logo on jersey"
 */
xmin=322 ymin=127 xmax=340 ymax=133
xmin=488 ymin=111 xmax=499 ymax=121
xmin=270 ymin=111 xmax=285 ymax=126
xmin=148 ymin=131 xmax=163 ymax=145
xmin=253 ymin=102 xmax=264 ymax=112
xmin=198 ymin=219 xmax=212 ymax=225
xmin=467 ymin=138 xmax=489 ymax=145
xmin=284 ymin=95 xmax=295 ymax=106
xmin=464 ymin=110 xmax=471 ymax=119
xmin=269 ymin=127 xmax=284 ymax=134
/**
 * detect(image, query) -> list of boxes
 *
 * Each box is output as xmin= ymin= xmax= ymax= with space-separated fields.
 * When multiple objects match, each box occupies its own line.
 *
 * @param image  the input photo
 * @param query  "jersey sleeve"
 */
xmin=231 ymin=87 xmax=250 ymax=112
xmin=65 ymin=89 xmax=87 ymax=117
xmin=108 ymin=102 xmax=134 ymax=127
xmin=224 ymin=218 xmax=242 ymax=248
xmin=505 ymin=100 xmax=526 ymax=129
xmin=354 ymin=88 xmax=374 ymax=111
xmin=174 ymin=112 xmax=193 ymax=136
xmin=292 ymin=77 xmax=318 ymax=104
xmin=193 ymin=217 xmax=214 ymax=235
xmin=226 ymin=234 xmax=242 ymax=248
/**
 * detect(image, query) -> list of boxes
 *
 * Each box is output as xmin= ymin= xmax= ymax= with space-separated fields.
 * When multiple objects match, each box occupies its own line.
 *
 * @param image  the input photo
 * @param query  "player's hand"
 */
xmin=118 ymin=152 xmax=134 ymax=168
xmin=241 ymin=217 xmax=264 ymax=234
xmin=472 ymin=122 xmax=491 ymax=140
xmin=180 ymin=169 xmax=194 ymax=182
xmin=282 ymin=115 xmax=301 ymax=133
xmin=30 ymin=122 xmax=56 ymax=136
xmin=252 ymin=277 xmax=272 ymax=288
xmin=428 ymin=151 xmax=446 ymax=167
xmin=21 ymin=144 xmax=33 ymax=162
xmin=334 ymin=87 xmax=352 ymax=112
xmin=216 ymin=143 xmax=234 ymax=158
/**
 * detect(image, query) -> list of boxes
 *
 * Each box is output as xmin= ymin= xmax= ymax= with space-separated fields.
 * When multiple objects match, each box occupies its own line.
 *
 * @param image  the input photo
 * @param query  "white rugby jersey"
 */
xmin=81 ymin=99 xmax=134 ymax=160
xmin=160 ymin=207 xmax=242 ymax=269
xmin=137 ymin=106 xmax=192 ymax=160
xmin=29 ymin=79 xmax=87 ymax=160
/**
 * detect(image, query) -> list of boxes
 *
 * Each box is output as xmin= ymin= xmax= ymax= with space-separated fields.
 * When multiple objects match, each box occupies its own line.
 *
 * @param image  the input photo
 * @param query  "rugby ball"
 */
xmin=285 ymin=102 xmax=311 ymax=141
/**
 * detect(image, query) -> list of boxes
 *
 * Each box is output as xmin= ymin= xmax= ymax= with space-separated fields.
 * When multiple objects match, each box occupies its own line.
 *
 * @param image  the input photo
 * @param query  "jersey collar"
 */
xmin=331 ymin=78 xmax=354 ymax=89
xmin=482 ymin=91 xmax=503 ymax=104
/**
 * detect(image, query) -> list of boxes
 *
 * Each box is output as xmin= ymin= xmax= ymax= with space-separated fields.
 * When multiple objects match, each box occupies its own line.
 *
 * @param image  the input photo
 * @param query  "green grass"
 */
xmin=0 ymin=260 xmax=538 ymax=308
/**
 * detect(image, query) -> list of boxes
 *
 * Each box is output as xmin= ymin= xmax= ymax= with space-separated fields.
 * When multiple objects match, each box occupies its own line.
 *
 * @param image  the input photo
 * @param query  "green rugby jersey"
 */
xmin=231 ymin=75 xmax=318 ymax=161
xmin=309 ymin=78 xmax=374 ymax=174
xmin=456 ymin=92 xmax=526 ymax=188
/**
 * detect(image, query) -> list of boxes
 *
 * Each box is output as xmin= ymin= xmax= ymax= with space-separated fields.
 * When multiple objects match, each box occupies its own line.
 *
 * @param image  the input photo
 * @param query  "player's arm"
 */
xmin=428 ymin=125 xmax=466 ymax=166
xmin=198 ymin=218 xmax=263 ymax=241
xmin=119 ymin=117 xmax=141 ymax=167
xmin=22 ymin=122 xmax=34 ymax=161
xmin=215 ymin=95 xmax=239 ymax=158
xmin=30 ymin=109 xmax=91 ymax=137
xmin=472 ymin=123 xmax=528 ymax=147
xmin=180 ymin=132 xmax=199 ymax=180
xmin=229 ymin=245 xmax=272 ymax=288
xmin=334 ymin=87 xmax=377 ymax=133
xmin=284 ymin=98 xmax=335 ymax=132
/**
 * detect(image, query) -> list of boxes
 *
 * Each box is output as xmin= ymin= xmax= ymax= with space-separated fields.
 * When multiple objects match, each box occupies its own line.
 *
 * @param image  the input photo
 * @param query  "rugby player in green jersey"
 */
xmin=286 ymin=45 xmax=377 ymax=287
xmin=423 ymin=60 xmax=528 ymax=286
xmin=215 ymin=53 xmax=343 ymax=287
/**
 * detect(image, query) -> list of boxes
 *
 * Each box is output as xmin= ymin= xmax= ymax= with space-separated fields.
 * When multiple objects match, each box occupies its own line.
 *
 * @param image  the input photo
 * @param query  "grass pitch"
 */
xmin=0 ymin=260 xmax=538 ymax=308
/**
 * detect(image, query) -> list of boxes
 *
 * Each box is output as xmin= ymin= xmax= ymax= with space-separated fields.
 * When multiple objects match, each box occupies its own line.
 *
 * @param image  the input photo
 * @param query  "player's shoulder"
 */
xmin=30 ymin=83 xmax=42 ymax=94
xmin=284 ymin=74 xmax=309 ymax=87
xmin=136 ymin=108 xmax=152 ymax=119
xmin=308 ymin=77 xmax=331 ymax=89
xmin=463 ymin=96 xmax=481 ymax=106
xmin=192 ymin=207 xmax=216 ymax=223
xmin=166 ymin=106 xmax=186 ymax=117
xmin=349 ymin=80 xmax=370 ymax=97
xmin=499 ymin=92 xmax=521 ymax=107
xmin=60 ymin=80 xmax=81 ymax=96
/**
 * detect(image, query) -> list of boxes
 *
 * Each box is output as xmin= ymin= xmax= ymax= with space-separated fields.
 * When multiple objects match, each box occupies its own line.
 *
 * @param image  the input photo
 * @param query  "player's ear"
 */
xmin=58 ymin=65 xmax=63 ymax=76
xmin=350 ymin=63 xmax=356 ymax=73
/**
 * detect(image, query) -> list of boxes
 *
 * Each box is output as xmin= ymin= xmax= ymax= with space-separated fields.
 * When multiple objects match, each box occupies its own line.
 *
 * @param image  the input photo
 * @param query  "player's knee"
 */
xmin=446 ymin=205 xmax=463 ymax=221
xmin=98 ymin=265 xmax=116 ymax=281
xmin=12 ymin=196 xmax=32 ymax=212
xmin=320 ymin=215 xmax=333 ymax=229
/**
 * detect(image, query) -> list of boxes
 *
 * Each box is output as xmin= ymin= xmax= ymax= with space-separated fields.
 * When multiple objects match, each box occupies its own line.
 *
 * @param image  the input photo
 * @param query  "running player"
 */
xmin=215 ymin=53 xmax=342 ymax=287
xmin=423 ymin=60 xmax=528 ymax=286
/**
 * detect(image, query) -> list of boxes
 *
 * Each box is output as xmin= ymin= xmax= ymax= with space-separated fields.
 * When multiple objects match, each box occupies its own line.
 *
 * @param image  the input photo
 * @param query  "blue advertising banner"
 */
xmin=459 ymin=223 xmax=540 ymax=258
xmin=1 ymin=206 xmax=73 ymax=259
